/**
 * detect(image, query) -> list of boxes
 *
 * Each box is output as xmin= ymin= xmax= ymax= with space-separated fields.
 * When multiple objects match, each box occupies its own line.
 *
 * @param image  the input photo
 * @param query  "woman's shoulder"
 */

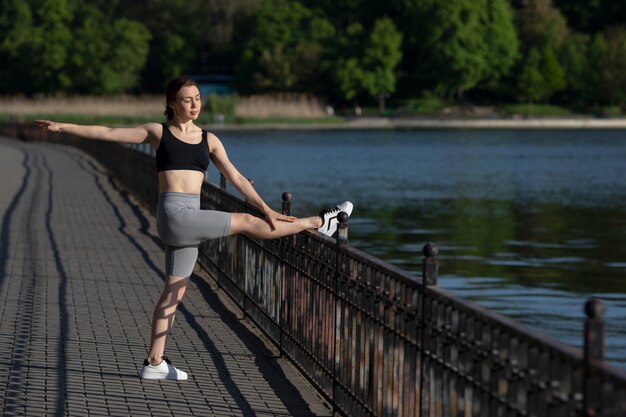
xmin=204 ymin=130 xmax=223 ymax=153
xmin=142 ymin=122 xmax=165 ymax=135
xmin=138 ymin=122 xmax=166 ymax=148
xmin=201 ymin=127 xmax=219 ymax=139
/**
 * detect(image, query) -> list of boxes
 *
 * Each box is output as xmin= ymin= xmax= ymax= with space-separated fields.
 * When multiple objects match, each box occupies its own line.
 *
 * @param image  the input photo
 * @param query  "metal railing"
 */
xmin=3 ymin=123 xmax=626 ymax=417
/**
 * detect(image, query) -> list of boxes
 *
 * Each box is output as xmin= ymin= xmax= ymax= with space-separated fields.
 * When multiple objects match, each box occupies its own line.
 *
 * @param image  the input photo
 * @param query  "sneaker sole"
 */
xmin=140 ymin=369 xmax=188 ymax=381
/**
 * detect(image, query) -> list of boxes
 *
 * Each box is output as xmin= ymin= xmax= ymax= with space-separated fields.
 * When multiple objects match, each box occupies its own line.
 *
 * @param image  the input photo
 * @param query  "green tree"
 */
xmin=585 ymin=33 xmax=608 ymax=104
xmin=512 ymin=0 xmax=569 ymax=103
xmin=556 ymin=30 xmax=624 ymax=108
xmin=360 ymin=17 xmax=403 ymax=113
xmin=394 ymin=0 xmax=518 ymax=99
xmin=540 ymin=44 xmax=566 ymax=99
xmin=0 ymin=0 xmax=34 ymax=92
xmin=68 ymin=5 xmax=110 ymax=93
xmin=301 ymin=0 xmax=400 ymax=42
xmin=103 ymin=0 xmax=208 ymax=91
xmin=334 ymin=57 xmax=365 ymax=102
xmin=599 ymin=27 xmax=626 ymax=106
xmin=482 ymin=0 xmax=519 ymax=91
xmin=558 ymin=33 xmax=591 ymax=105
xmin=514 ymin=0 xmax=569 ymax=50
xmin=69 ymin=5 xmax=151 ymax=94
xmin=0 ymin=0 xmax=150 ymax=94
xmin=235 ymin=0 xmax=334 ymax=94
xmin=517 ymin=48 xmax=545 ymax=103
xmin=103 ymin=19 xmax=151 ymax=93
xmin=335 ymin=58 xmax=363 ymax=101
xmin=29 ymin=0 xmax=74 ymax=91
xmin=106 ymin=0 xmax=259 ymax=90
xmin=426 ymin=0 xmax=491 ymax=97
xmin=195 ymin=0 xmax=260 ymax=77
xmin=327 ymin=22 xmax=366 ymax=102
xmin=323 ymin=19 xmax=391 ymax=105
xmin=516 ymin=44 xmax=565 ymax=103
xmin=0 ymin=0 xmax=73 ymax=93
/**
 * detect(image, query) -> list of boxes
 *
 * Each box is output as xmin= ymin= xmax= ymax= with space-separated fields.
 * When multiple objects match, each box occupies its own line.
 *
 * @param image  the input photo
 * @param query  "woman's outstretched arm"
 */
xmin=34 ymin=120 xmax=160 ymax=145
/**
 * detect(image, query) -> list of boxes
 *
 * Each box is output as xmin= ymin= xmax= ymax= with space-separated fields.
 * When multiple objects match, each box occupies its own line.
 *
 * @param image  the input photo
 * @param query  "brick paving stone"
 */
xmin=0 ymin=138 xmax=333 ymax=416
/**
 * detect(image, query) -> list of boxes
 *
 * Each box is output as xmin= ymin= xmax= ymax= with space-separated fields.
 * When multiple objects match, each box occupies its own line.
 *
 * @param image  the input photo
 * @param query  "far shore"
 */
xmin=2 ymin=95 xmax=625 ymax=131
xmin=2 ymin=114 xmax=626 ymax=132
xmin=208 ymin=116 xmax=626 ymax=131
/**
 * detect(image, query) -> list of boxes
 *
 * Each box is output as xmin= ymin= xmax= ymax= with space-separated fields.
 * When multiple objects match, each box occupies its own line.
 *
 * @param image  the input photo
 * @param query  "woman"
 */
xmin=35 ymin=75 xmax=353 ymax=381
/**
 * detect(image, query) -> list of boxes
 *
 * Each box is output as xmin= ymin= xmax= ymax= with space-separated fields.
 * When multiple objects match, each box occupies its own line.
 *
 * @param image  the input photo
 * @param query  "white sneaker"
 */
xmin=318 ymin=201 xmax=353 ymax=237
xmin=140 ymin=356 xmax=188 ymax=380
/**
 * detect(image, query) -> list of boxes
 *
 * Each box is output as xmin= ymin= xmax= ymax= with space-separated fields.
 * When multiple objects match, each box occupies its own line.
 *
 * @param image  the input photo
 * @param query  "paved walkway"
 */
xmin=0 ymin=137 xmax=332 ymax=416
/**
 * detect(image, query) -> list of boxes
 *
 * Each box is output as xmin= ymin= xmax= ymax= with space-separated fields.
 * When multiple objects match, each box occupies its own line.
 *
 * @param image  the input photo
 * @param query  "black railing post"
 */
xmin=332 ymin=211 xmax=349 ymax=413
xmin=278 ymin=192 xmax=292 ymax=358
xmin=584 ymin=298 xmax=606 ymax=362
xmin=336 ymin=212 xmax=349 ymax=246
xmin=220 ymin=173 xmax=227 ymax=190
xmin=584 ymin=298 xmax=606 ymax=417
xmin=422 ymin=242 xmax=439 ymax=286
xmin=419 ymin=242 xmax=439 ymax=416
xmin=282 ymin=192 xmax=291 ymax=216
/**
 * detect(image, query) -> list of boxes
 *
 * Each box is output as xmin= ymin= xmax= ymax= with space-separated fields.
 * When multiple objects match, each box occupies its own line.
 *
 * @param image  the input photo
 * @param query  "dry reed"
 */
xmin=0 ymin=94 xmax=330 ymax=118
xmin=235 ymin=94 xmax=328 ymax=118
xmin=0 ymin=95 xmax=164 ymax=116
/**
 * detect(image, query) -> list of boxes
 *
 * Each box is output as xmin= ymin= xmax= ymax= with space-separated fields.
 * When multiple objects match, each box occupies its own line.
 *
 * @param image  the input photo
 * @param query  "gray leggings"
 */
xmin=156 ymin=192 xmax=231 ymax=277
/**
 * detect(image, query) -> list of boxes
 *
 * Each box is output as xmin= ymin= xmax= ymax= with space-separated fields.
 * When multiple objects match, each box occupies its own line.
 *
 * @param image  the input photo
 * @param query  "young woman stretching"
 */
xmin=35 ymin=75 xmax=353 ymax=380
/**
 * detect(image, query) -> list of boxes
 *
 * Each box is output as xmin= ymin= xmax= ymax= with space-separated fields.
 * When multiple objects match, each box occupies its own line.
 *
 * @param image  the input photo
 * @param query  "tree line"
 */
xmin=1 ymin=0 xmax=625 ymax=111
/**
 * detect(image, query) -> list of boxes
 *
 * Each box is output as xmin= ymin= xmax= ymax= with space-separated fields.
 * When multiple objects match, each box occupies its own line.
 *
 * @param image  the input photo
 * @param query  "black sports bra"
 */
xmin=156 ymin=123 xmax=210 ymax=173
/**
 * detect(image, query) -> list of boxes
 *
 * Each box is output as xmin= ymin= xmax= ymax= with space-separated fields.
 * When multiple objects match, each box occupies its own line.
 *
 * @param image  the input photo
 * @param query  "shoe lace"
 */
xmin=320 ymin=206 xmax=340 ymax=216
xmin=162 ymin=356 xmax=173 ymax=366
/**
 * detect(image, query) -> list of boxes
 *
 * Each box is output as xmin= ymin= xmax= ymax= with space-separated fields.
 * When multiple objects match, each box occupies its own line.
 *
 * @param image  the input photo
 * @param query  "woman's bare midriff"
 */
xmin=158 ymin=170 xmax=205 ymax=194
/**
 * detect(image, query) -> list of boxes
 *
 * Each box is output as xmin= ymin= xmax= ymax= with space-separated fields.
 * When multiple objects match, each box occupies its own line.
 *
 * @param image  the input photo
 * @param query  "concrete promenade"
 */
xmin=0 ymin=137 xmax=331 ymax=416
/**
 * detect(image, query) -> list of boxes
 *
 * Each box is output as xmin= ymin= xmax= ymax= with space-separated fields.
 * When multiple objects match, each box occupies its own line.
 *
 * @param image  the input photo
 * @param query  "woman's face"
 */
xmin=172 ymin=85 xmax=201 ymax=120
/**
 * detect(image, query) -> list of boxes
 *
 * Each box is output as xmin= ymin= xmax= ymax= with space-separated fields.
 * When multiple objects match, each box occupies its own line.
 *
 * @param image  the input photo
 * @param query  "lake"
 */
xmin=206 ymin=128 xmax=626 ymax=367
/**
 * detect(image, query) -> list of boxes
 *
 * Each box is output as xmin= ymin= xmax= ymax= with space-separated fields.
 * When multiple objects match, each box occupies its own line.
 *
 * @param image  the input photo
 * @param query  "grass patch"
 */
xmin=397 ymin=93 xmax=446 ymax=114
xmin=500 ymin=103 xmax=575 ymax=117
xmin=600 ymin=105 xmax=625 ymax=116
xmin=356 ymin=107 xmax=395 ymax=117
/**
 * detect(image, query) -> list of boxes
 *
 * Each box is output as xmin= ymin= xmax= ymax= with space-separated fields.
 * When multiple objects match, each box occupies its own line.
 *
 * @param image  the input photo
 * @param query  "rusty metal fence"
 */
xmin=3 ymin=123 xmax=626 ymax=417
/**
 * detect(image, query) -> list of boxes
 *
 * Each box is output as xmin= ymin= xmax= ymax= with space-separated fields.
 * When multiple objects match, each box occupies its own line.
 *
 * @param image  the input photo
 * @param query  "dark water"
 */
xmin=206 ymin=128 xmax=626 ymax=367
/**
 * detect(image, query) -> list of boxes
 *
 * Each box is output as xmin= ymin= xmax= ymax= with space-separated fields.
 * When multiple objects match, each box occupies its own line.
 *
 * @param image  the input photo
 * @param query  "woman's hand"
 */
xmin=34 ymin=120 xmax=62 ymax=132
xmin=263 ymin=207 xmax=297 ymax=231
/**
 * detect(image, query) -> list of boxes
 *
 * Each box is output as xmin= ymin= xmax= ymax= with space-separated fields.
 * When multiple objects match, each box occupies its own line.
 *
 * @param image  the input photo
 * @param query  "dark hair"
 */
xmin=164 ymin=75 xmax=199 ymax=120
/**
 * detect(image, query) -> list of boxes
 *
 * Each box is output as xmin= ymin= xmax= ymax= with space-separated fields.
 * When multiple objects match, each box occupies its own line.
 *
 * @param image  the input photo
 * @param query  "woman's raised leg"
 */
xmin=228 ymin=213 xmax=322 ymax=239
